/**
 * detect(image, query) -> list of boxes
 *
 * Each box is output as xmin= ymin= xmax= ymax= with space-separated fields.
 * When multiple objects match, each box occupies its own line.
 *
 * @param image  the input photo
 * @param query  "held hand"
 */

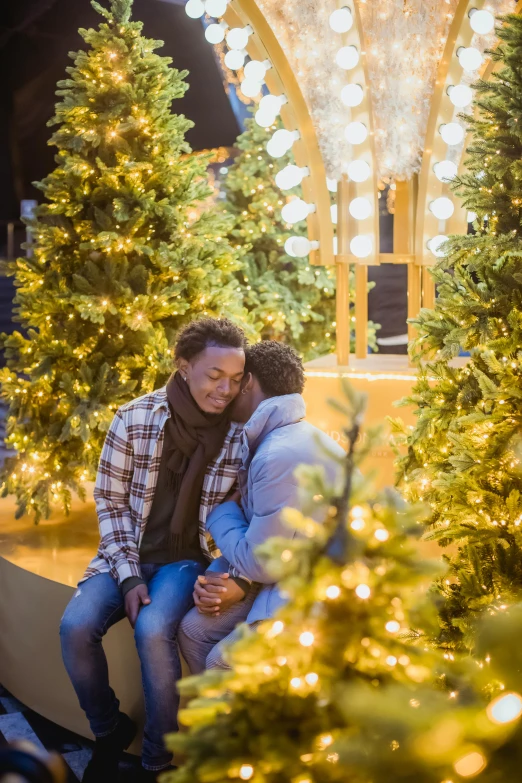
xmin=193 ymin=573 xmax=247 ymax=615
xmin=124 ymin=584 xmax=151 ymax=628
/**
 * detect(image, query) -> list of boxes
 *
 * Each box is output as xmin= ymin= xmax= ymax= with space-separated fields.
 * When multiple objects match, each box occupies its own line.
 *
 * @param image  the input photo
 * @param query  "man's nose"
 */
xmin=217 ymin=378 xmax=231 ymax=396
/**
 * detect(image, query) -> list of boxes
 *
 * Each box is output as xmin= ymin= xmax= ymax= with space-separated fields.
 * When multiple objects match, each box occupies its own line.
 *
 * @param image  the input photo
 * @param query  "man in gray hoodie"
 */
xmin=178 ymin=341 xmax=344 ymax=672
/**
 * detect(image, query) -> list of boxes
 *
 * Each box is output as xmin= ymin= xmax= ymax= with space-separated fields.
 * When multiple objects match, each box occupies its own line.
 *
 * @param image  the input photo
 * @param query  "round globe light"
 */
xmin=331 ymin=204 xmax=338 ymax=224
xmin=434 ymin=160 xmax=458 ymax=182
xmin=341 ymin=83 xmax=364 ymax=107
xmin=240 ymin=79 xmax=262 ymax=98
xmin=255 ymin=109 xmax=276 ymax=128
xmin=427 ymin=235 xmax=448 ymax=257
xmin=349 ymin=197 xmax=372 ymax=220
xmin=292 ymin=237 xmax=317 ymax=258
xmin=205 ymin=23 xmax=226 ymax=44
xmin=333 ymin=236 xmax=338 ymax=255
xmin=224 ymin=48 xmax=245 ymax=70
xmin=266 ymin=139 xmax=287 ymax=158
xmin=329 ymin=7 xmax=353 ymax=33
xmin=469 ymin=8 xmax=495 ymax=35
xmin=271 ymin=128 xmax=297 ymax=152
xmin=347 ymin=159 xmax=371 ymax=182
xmin=487 ymin=692 xmax=522 ymax=725
xmin=440 ymin=122 xmax=465 ymax=145
xmin=327 ymin=177 xmax=338 ymax=193
xmin=335 ymin=45 xmax=359 ymax=70
xmin=284 ymin=237 xmax=298 ymax=257
xmin=467 ymin=210 xmax=477 ymax=223
xmin=226 ymin=26 xmax=251 ymax=50
xmin=448 ymin=84 xmax=473 ymax=108
xmin=244 ymin=59 xmax=268 ymax=82
xmin=281 ymin=199 xmax=314 ymax=224
xmin=430 ymin=197 xmax=455 ymax=220
xmin=350 ymin=235 xmax=372 ymax=258
xmin=185 ymin=0 xmax=205 ymax=18
xmin=204 ymin=0 xmax=227 ymax=17
xmin=275 ymin=165 xmax=308 ymax=190
xmin=344 ymin=121 xmax=368 ymax=145
xmin=259 ymin=94 xmax=285 ymax=115
xmin=458 ymin=46 xmax=483 ymax=71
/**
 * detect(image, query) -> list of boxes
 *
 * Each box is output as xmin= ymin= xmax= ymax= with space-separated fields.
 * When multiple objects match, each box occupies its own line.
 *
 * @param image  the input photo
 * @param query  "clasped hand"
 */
xmin=193 ymin=572 xmax=246 ymax=615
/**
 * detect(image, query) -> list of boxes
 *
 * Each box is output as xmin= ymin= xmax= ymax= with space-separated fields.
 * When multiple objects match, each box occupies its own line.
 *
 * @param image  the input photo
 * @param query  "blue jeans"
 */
xmin=60 ymin=561 xmax=205 ymax=771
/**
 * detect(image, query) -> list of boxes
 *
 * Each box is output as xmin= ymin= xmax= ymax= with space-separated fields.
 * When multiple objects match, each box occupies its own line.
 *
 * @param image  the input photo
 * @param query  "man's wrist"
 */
xmin=121 ymin=576 xmax=145 ymax=597
xmin=229 ymin=575 xmax=249 ymax=597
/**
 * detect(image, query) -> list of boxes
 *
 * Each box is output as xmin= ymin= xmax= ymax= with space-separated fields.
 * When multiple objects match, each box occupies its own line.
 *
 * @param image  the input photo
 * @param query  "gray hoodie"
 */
xmin=206 ymin=393 xmax=345 ymax=624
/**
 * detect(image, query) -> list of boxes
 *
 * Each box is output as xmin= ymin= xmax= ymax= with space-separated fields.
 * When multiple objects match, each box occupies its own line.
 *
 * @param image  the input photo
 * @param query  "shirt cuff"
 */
xmin=121 ymin=576 xmax=145 ymax=597
xmin=229 ymin=575 xmax=251 ymax=596
xmin=228 ymin=564 xmax=252 ymax=585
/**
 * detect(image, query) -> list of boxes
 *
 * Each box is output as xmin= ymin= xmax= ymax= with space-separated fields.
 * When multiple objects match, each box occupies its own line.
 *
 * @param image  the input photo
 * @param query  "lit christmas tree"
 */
xmin=224 ymin=115 xmax=379 ymax=360
xmin=0 ymin=0 xmax=248 ymax=521
xmin=165 ymin=386 xmax=518 ymax=783
xmin=393 ymin=12 xmax=522 ymax=652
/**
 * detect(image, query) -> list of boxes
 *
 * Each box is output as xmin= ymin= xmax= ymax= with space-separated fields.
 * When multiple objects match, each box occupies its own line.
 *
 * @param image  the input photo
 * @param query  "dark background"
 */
xmin=0 ymin=0 xmax=406 ymax=351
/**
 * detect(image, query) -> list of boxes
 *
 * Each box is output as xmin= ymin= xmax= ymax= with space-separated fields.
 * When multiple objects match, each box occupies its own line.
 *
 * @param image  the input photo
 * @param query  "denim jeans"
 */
xmin=60 ymin=561 xmax=205 ymax=771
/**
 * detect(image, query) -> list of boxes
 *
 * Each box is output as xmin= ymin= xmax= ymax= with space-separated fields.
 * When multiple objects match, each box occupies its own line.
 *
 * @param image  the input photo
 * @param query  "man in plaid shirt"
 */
xmin=60 ymin=319 xmax=254 ymax=782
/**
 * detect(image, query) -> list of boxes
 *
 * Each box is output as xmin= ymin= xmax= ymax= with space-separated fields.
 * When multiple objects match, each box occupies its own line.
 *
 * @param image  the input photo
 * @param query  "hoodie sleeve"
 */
xmin=207 ymin=454 xmax=299 ymax=584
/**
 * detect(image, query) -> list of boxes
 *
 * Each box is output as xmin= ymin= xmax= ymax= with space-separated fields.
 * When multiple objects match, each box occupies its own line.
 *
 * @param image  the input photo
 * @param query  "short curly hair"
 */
xmin=175 ymin=317 xmax=247 ymax=361
xmin=245 ymin=341 xmax=305 ymax=396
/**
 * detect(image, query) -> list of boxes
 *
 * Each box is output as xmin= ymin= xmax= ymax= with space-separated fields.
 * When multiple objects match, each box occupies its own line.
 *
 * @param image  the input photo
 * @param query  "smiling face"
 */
xmin=178 ymin=345 xmax=246 ymax=414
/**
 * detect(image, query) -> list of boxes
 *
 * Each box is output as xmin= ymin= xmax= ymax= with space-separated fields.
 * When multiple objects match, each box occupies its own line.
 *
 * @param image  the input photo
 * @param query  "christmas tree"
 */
xmin=166 ymin=386 xmax=515 ymax=783
xmin=224 ymin=115 xmax=379 ymax=360
xmin=0 ymin=0 xmax=247 ymax=521
xmin=393 ymin=12 xmax=522 ymax=652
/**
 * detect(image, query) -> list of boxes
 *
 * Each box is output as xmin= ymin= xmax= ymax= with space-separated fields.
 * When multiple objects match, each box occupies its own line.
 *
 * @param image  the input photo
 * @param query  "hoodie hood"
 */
xmin=241 ymin=394 xmax=306 ymax=465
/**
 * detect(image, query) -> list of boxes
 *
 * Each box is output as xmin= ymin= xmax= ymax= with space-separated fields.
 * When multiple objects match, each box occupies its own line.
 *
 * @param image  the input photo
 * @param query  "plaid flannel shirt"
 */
xmin=81 ymin=386 xmax=245 ymax=586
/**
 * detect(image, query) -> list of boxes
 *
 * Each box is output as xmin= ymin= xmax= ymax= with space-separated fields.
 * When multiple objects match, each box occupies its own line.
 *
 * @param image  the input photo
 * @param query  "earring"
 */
xmin=241 ymin=389 xmax=247 ymax=395
xmin=182 ymin=374 xmax=187 ymax=382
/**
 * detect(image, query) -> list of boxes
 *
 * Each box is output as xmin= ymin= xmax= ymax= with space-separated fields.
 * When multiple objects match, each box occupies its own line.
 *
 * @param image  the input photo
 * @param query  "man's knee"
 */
xmin=134 ymin=609 xmax=170 ymax=650
xmin=60 ymin=598 xmax=96 ymax=650
xmin=205 ymin=642 xmax=229 ymax=671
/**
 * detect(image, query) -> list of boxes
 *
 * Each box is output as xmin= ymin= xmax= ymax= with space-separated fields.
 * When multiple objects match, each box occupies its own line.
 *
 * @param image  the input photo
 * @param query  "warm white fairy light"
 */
xmin=344 ymin=121 xmax=368 ymax=145
xmin=244 ymin=59 xmax=270 ymax=81
xmin=226 ymin=26 xmax=252 ymax=50
xmin=285 ymin=237 xmax=319 ymax=257
xmin=281 ymin=198 xmax=315 ymax=224
xmin=385 ymin=620 xmax=401 ymax=633
xmin=326 ymin=585 xmax=341 ymax=599
xmin=448 ymin=84 xmax=473 ymax=108
xmin=374 ymin=528 xmax=389 ymax=541
xmin=239 ymin=764 xmax=254 ymax=780
xmin=487 ymin=692 xmax=522 ymax=724
xmin=350 ymin=235 xmax=372 ymax=258
xmin=434 ymin=160 xmax=458 ymax=182
xmin=349 ymin=197 xmax=372 ymax=220
xmin=300 ymin=631 xmax=315 ymax=647
xmin=329 ymin=7 xmax=353 ymax=33
xmin=335 ymin=45 xmax=359 ymax=70
xmin=355 ymin=583 xmax=371 ymax=599
xmin=305 ymin=672 xmax=319 ymax=685
xmin=224 ymin=49 xmax=246 ymax=70
xmin=240 ymin=79 xmax=262 ymax=99
xmin=340 ymin=83 xmax=364 ymax=107
xmin=457 ymin=46 xmax=483 ymax=71
xmin=453 ymin=751 xmax=487 ymax=777
xmin=347 ymin=159 xmax=371 ymax=182
xmin=275 ymin=165 xmax=309 ymax=190
xmin=440 ymin=122 xmax=465 ymax=145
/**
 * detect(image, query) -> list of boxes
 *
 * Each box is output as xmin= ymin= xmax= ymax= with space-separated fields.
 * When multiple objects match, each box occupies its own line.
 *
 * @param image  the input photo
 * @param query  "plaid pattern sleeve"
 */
xmin=93 ymin=409 xmax=142 ymax=586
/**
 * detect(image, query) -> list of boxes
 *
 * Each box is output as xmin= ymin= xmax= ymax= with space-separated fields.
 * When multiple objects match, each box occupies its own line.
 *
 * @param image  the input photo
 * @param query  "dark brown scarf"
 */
xmin=164 ymin=371 xmax=230 ymax=553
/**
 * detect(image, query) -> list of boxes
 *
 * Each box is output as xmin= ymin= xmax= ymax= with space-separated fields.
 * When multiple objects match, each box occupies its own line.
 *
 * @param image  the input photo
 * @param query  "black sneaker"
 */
xmin=82 ymin=713 xmax=136 ymax=782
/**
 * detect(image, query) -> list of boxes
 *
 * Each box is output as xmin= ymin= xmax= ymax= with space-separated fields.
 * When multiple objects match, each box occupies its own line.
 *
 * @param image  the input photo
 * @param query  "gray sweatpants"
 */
xmin=178 ymin=583 xmax=260 ymax=673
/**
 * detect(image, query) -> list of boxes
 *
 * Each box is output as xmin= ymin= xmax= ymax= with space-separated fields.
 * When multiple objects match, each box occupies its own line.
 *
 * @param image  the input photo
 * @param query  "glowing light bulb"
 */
xmin=329 ymin=6 xmax=353 ymax=33
xmin=185 ymin=0 xmax=205 ymax=18
xmin=457 ymin=46 xmax=483 ymax=71
xmin=255 ymin=110 xmax=275 ymax=128
xmin=350 ymin=235 xmax=372 ymax=258
xmin=331 ymin=204 xmax=338 ymax=224
xmin=326 ymin=585 xmax=341 ymax=599
xmin=341 ymin=83 xmax=364 ymax=107
xmin=355 ymin=583 xmax=371 ymax=599
xmin=205 ymin=23 xmax=226 ymax=44
xmin=240 ymin=79 xmax=262 ymax=98
xmin=469 ymin=8 xmax=495 ymax=35
xmin=434 ymin=160 xmax=458 ymax=182
xmin=267 ymin=129 xmax=298 ymax=158
xmin=440 ymin=122 xmax=464 ymax=145
xmin=239 ymin=764 xmax=254 ymax=780
xmin=244 ymin=59 xmax=269 ymax=81
xmin=349 ymin=197 xmax=372 ymax=220
xmin=448 ymin=84 xmax=473 ymax=108
xmin=285 ymin=237 xmax=318 ymax=257
xmin=225 ymin=49 xmax=246 ymax=70
xmin=204 ymin=0 xmax=227 ymax=17
xmin=430 ymin=197 xmax=454 ymax=220
xmin=335 ymin=45 xmax=359 ymax=70
xmin=281 ymin=198 xmax=314 ymax=224
xmin=305 ymin=672 xmax=319 ymax=685
xmin=290 ymin=677 xmax=302 ymax=688
xmin=427 ymin=234 xmax=448 ymax=257
xmin=487 ymin=692 xmax=522 ymax=724
xmin=453 ymin=751 xmax=487 ymax=777
xmin=347 ymin=159 xmax=371 ymax=182
xmin=275 ymin=165 xmax=309 ymax=190
xmin=226 ymin=26 xmax=251 ymax=50
xmin=385 ymin=620 xmax=401 ymax=633
xmin=467 ymin=211 xmax=477 ymax=223
xmin=300 ymin=631 xmax=315 ymax=647
xmin=326 ymin=177 xmax=338 ymax=193
xmin=259 ymin=94 xmax=286 ymax=116
xmin=374 ymin=528 xmax=389 ymax=541
xmin=344 ymin=121 xmax=368 ymax=145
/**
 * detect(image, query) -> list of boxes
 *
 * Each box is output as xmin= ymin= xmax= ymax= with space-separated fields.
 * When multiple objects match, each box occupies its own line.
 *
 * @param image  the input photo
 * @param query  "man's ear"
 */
xmin=241 ymin=371 xmax=254 ymax=392
xmin=177 ymin=358 xmax=189 ymax=379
